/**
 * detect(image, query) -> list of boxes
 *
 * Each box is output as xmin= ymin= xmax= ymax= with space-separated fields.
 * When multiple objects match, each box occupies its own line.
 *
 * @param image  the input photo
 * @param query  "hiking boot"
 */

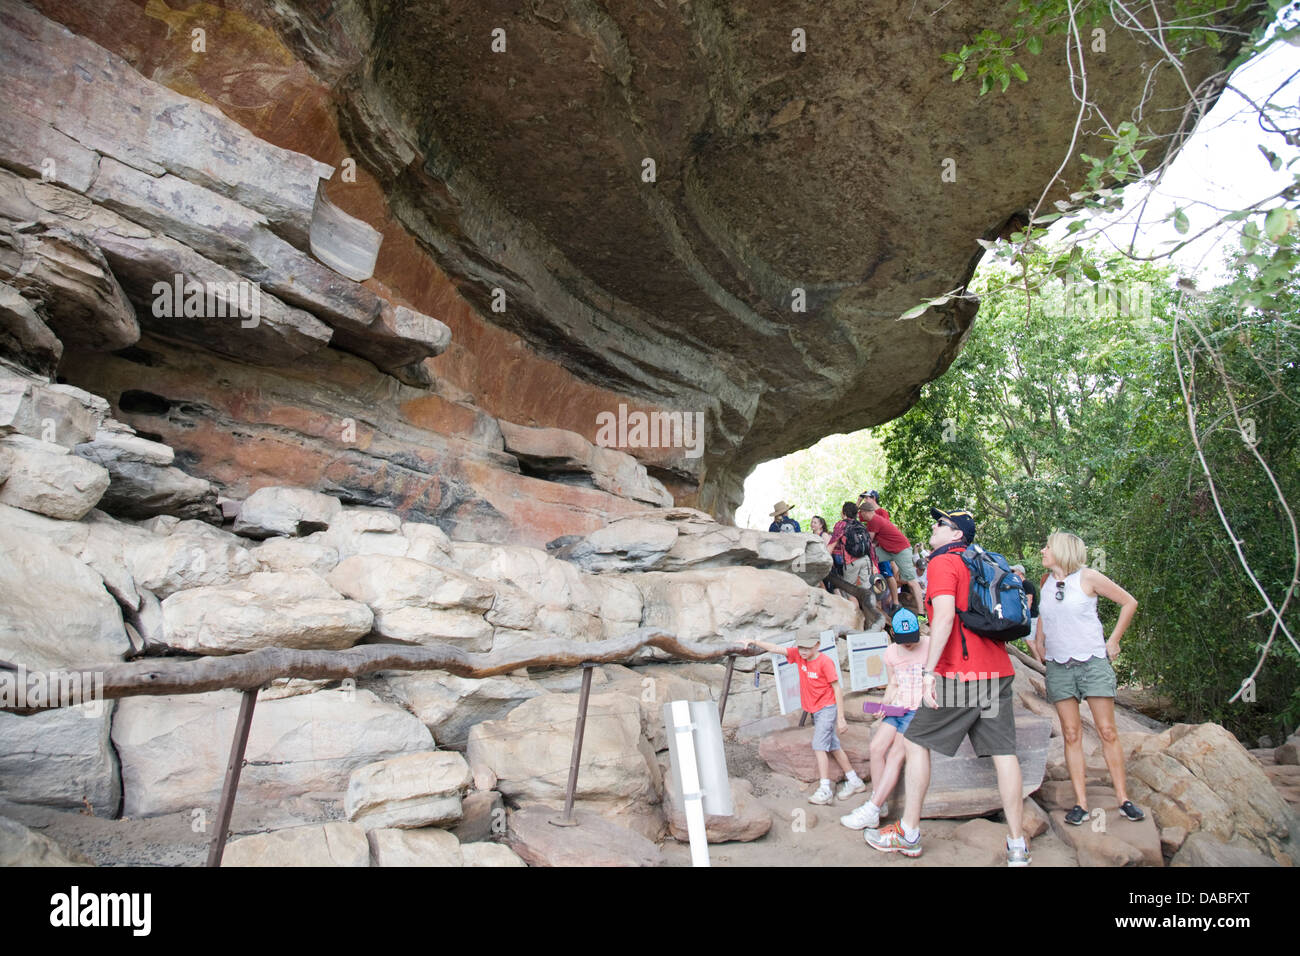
xmin=865 ymin=822 xmax=921 ymax=858
xmin=808 ymin=784 xmax=834 ymax=805
xmin=840 ymin=801 xmax=880 ymax=830
xmin=1064 ymin=804 xmax=1088 ymax=826
xmin=1118 ymin=801 xmax=1145 ymax=822
xmin=1006 ymin=837 xmax=1032 ymax=867
xmin=836 ymin=777 xmax=867 ymax=801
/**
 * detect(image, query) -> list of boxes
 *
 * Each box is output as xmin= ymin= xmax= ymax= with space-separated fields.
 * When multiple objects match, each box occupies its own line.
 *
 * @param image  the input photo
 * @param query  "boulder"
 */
xmin=93 ymin=227 xmax=335 ymax=367
xmin=1171 ymin=831 xmax=1281 ymax=867
xmin=0 ymin=218 xmax=139 ymax=352
xmin=0 ymin=816 xmax=92 ymax=866
xmin=74 ymin=430 xmax=220 ymax=522
xmin=381 ymin=671 xmax=546 ymax=749
xmin=233 ymin=486 xmax=343 ymax=539
xmin=553 ymin=508 xmax=832 ymax=584
xmin=159 ymin=570 xmax=373 ymax=654
xmin=466 ymin=693 xmax=658 ymax=816
xmin=0 ymin=503 xmax=142 ymax=611
xmin=0 ymin=283 xmax=60 ymax=376
xmin=222 ymin=823 xmax=370 ymax=867
xmin=452 ymin=791 xmax=507 ymax=844
xmin=344 ymin=751 xmax=472 ymax=831
xmin=1160 ymin=825 xmax=1188 ymax=855
xmin=462 ymin=842 xmax=527 ymax=867
xmin=1048 ymin=808 xmax=1163 ymax=866
xmin=0 ymin=523 xmax=129 ymax=670
xmin=951 ymin=817 xmax=1016 ymax=867
xmin=0 ymin=433 xmax=109 ymax=519
xmin=633 ymin=565 xmax=861 ymax=646
xmin=555 ymin=518 xmax=679 ymax=573
xmin=1275 ymin=735 xmax=1299 ymax=766
xmin=1022 ymin=797 xmax=1051 ymax=839
xmin=124 ymin=524 xmax=255 ymax=598
xmin=666 ymin=777 xmax=773 ymax=844
xmin=759 ymin=723 xmax=873 ymax=783
xmin=498 ymin=420 xmax=595 ymax=473
xmin=327 ymin=554 xmax=494 ymax=649
xmin=505 ymin=804 xmax=665 ymax=867
xmin=603 ymin=670 xmax=714 ymax=751
xmin=0 ymin=703 xmax=119 ymax=816
xmin=311 ymin=508 xmax=453 ymax=565
xmin=367 ymin=827 xmax=462 ymax=867
xmin=0 ymin=366 xmax=100 ymax=446
xmin=921 ymin=710 xmax=1054 ymax=818
xmin=501 ymin=423 xmax=672 ymax=508
xmin=252 ymin=536 xmax=340 ymax=575
xmin=1127 ymin=722 xmax=1293 ymax=857
xmin=452 ymin=542 xmax=602 ymax=617
xmin=112 ymin=688 xmax=434 ymax=817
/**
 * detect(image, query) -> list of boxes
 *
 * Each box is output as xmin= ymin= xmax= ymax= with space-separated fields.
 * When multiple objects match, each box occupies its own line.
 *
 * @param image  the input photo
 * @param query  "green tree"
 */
xmin=881 ymin=251 xmax=1178 ymax=562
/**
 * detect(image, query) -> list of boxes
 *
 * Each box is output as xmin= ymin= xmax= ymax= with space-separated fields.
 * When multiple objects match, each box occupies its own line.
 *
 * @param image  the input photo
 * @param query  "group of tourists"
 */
xmin=770 ymin=492 xmax=925 ymax=617
xmin=754 ymin=501 xmax=1142 ymax=866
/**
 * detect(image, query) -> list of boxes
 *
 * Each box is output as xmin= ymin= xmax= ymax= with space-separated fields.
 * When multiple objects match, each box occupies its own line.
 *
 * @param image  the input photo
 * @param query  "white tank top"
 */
xmin=1038 ymin=570 xmax=1106 ymax=663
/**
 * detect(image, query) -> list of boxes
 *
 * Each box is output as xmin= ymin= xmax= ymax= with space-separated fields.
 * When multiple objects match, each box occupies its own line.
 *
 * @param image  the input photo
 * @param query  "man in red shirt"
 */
xmin=864 ymin=507 xmax=1029 ymax=866
xmin=743 ymin=631 xmax=865 ymax=805
xmin=859 ymin=497 xmax=925 ymax=614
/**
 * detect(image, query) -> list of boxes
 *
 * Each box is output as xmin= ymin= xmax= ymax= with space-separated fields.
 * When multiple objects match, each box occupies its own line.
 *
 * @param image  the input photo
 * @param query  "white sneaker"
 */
xmin=836 ymin=777 xmax=867 ymax=801
xmin=808 ymin=784 xmax=834 ymax=805
xmin=839 ymin=801 xmax=880 ymax=830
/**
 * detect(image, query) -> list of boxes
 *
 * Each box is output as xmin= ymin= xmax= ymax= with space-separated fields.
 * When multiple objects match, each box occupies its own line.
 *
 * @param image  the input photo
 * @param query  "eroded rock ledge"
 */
xmin=11 ymin=0 xmax=1246 ymax=519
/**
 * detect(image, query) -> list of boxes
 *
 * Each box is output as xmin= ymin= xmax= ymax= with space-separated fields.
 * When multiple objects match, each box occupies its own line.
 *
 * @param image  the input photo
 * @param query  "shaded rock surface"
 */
xmin=0 ymin=704 xmax=119 ymax=817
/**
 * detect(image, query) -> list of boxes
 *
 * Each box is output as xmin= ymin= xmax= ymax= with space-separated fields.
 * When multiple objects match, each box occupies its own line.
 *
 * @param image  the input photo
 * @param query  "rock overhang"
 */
xmin=256 ymin=0 xmax=1246 ymax=517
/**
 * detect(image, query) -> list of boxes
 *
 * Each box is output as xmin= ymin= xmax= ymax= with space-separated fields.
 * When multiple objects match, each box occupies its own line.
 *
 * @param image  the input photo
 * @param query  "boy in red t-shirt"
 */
xmin=864 ymin=507 xmax=1029 ymax=866
xmin=744 ymin=632 xmax=866 ymax=805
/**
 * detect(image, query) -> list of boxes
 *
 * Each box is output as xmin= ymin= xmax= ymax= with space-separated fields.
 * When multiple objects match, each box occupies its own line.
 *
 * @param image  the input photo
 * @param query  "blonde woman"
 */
xmin=1034 ymin=532 xmax=1144 ymax=825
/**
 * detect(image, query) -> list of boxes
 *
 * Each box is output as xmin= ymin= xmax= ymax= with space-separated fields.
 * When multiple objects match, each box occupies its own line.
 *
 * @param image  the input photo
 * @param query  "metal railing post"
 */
xmin=205 ymin=687 xmax=258 ymax=867
xmin=550 ymin=662 xmax=595 ymax=827
xmin=718 ymin=654 xmax=736 ymax=722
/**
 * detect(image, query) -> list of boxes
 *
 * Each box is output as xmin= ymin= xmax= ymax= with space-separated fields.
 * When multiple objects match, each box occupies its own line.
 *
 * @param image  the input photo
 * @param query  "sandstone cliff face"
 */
xmin=13 ymin=0 xmax=1238 ymax=519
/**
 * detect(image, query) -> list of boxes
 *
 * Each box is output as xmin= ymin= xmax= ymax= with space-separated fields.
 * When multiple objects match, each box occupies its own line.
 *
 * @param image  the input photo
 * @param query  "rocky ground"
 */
xmin=6 ymin=671 xmax=1296 ymax=868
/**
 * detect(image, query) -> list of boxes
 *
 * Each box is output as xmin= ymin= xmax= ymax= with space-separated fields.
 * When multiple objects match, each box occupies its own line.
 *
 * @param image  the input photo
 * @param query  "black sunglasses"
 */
xmin=1055 ymin=580 xmax=1066 ymax=601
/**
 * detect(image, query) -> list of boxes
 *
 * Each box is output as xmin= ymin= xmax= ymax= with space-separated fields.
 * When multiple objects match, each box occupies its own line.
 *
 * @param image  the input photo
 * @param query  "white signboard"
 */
xmin=768 ymin=631 xmax=841 ymax=715
xmin=847 ymin=630 xmax=891 ymax=692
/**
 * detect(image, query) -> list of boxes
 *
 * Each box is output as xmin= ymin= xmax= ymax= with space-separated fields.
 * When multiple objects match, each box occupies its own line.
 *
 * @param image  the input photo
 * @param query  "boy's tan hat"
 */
xmin=770 ymin=500 xmax=794 ymax=518
xmin=795 ymin=632 xmax=820 ymax=649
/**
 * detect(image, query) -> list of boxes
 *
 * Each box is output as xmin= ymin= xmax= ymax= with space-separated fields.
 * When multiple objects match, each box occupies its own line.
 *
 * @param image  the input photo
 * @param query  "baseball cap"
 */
xmin=889 ymin=607 xmax=921 ymax=642
xmin=930 ymin=506 xmax=976 ymax=543
xmin=795 ymin=633 xmax=821 ymax=649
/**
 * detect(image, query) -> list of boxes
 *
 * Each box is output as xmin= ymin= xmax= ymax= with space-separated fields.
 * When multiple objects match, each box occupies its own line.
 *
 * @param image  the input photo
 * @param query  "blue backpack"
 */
xmin=956 ymin=544 xmax=1031 ymax=642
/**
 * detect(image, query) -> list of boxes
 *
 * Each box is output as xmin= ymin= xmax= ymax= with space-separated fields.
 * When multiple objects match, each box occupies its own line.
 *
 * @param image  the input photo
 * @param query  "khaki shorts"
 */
xmin=875 ymin=545 xmax=917 ymax=582
xmin=1045 ymin=655 xmax=1117 ymax=703
xmin=842 ymin=556 xmax=871 ymax=587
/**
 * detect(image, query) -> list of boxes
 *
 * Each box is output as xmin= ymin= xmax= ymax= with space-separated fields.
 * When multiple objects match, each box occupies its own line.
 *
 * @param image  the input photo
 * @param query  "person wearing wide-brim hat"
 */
xmin=769 ymin=501 xmax=801 ymax=534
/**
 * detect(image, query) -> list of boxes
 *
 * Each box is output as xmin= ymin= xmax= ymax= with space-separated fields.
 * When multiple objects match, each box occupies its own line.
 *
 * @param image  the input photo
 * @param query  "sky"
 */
xmin=735 ymin=37 xmax=1300 ymax=530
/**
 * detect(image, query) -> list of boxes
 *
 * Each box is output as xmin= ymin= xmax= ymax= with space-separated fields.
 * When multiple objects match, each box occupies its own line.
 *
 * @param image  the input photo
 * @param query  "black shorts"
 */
xmin=903 ymin=675 xmax=1017 ymax=757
